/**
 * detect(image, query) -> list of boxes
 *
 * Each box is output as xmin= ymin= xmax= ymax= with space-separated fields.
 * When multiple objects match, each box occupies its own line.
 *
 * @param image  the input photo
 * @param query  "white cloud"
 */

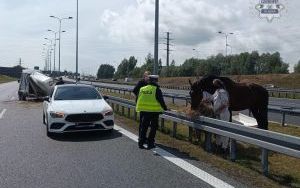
xmin=0 ymin=0 xmax=299 ymax=74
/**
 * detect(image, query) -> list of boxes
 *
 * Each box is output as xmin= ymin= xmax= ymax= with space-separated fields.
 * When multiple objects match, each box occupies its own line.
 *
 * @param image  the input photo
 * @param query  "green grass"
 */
xmin=0 ymin=75 xmax=16 ymax=84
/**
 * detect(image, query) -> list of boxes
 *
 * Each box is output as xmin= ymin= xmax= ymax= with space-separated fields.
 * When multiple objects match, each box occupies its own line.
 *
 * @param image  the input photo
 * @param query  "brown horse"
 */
xmin=189 ymin=75 xmax=269 ymax=130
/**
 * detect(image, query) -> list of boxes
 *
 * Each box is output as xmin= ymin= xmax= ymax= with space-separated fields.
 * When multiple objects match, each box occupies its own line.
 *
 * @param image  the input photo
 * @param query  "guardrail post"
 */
xmin=121 ymin=106 xmax=125 ymax=116
xmin=111 ymin=103 xmax=115 ymax=110
xmin=230 ymin=139 xmax=237 ymax=161
xmin=281 ymin=112 xmax=286 ymax=126
xmin=172 ymin=122 xmax=177 ymax=138
xmin=127 ymin=108 xmax=131 ymax=118
xmin=123 ymin=90 xmax=126 ymax=96
xmin=261 ymin=148 xmax=269 ymax=176
xmin=188 ymin=127 xmax=193 ymax=142
xmin=160 ymin=118 xmax=165 ymax=130
xmin=293 ymin=91 xmax=296 ymax=99
xmin=172 ymin=97 xmax=175 ymax=104
xmin=134 ymin=111 xmax=137 ymax=121
xmin=116 ymin=104 xmax=119 ymax=112
xmin=185 ymin=99 xmax=188 ymax=107
xmin=204 ymin=132 xmax=212 ymax=152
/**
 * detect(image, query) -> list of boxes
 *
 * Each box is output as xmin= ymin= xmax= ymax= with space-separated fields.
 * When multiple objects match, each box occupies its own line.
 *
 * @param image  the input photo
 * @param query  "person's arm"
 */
xmin=156 ymin=88 xmax=168 ymax=110
xmin=133 ymin=80 xmax=143 ymax=96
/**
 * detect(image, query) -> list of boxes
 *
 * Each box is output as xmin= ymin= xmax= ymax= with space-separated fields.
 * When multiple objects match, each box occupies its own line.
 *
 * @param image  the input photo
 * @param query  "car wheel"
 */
xmin=43 ymin=113 xmax=46 ymax=125
xmin=45 ymin=116 xmax=54 ymax=137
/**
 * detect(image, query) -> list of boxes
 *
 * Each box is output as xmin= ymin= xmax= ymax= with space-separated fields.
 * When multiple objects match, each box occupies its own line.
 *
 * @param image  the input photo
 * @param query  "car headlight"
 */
xmin=104 ymin=110 xmax=113 ymax=116
xmin=50 ymin=111 xmax=65 ymax=118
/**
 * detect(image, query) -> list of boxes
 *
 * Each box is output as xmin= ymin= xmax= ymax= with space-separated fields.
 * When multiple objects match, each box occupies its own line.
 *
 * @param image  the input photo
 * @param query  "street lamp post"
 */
xmin=76 ymin=0 xmax=79 ymax=81
xmin=42 ymin=44 xmax=48 ymax=71
xmin=44 ymin=38 xmax=53 ymax=72
xmin=218 ymin=31 xmax=234 ymax=56
xmin=154 ymin=0 xmax=159 ymax=75
xmin=46 ymin=31 xmax=57 ymax=72
xmin=48 ymin=30 xmax=66 ymax=73
xmin=50 ymin=15 xmax=73 ymax=73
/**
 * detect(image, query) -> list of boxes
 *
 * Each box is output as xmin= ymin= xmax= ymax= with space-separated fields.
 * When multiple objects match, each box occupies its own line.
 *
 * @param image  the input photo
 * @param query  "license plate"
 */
xmin=75 ymin=123 xmax=94 ymax=126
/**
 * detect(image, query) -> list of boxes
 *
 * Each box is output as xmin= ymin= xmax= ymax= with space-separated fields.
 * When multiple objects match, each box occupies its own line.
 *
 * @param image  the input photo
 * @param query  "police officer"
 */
xmin=136 ymin=75 xmax=167 ymax=149
xmin=133 ymin=71 xmax=150 ymax=141
xmin=133 ymin=71 xmax=150 ymax=99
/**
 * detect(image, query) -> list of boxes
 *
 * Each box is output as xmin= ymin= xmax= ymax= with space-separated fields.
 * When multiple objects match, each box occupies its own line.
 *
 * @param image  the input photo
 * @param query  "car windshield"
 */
xmin=54 ymin=86 xmax=102 ymax=100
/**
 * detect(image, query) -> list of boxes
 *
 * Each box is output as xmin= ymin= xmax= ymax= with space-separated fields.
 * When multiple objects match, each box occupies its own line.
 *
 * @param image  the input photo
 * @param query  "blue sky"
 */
xmin=0 ymin=0 xmax=299 ymax=74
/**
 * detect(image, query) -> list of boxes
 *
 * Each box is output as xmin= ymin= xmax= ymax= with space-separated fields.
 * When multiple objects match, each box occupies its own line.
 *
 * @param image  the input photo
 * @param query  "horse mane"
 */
xmin=218 ymin=76 xmax=235 ymax=88
xmin=191 ymin=74 xmax=236 ymax=91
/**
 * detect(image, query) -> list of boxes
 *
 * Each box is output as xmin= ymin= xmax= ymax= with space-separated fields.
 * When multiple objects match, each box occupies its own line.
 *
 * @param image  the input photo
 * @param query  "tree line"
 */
xmin=97 ymin=51 xmax=295 ymax=79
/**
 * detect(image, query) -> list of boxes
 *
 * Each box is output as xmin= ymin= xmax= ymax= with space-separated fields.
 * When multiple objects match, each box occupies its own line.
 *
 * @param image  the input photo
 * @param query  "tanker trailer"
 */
xmin=18 ymin=69 xmax=54 ymax=100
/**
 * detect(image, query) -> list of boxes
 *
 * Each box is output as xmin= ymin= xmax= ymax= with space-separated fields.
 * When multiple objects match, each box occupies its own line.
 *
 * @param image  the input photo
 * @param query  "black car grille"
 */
xmin=65 ymin=113 xmax=104 ymax=123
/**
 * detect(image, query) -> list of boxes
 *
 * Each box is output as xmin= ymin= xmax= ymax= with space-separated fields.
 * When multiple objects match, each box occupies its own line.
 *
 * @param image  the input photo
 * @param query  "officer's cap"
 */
xmin=149 ymin=75 xmax=159 ymax=79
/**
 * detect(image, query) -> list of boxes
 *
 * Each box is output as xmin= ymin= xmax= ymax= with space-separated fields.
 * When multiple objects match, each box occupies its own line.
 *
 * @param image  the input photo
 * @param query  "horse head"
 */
xmin=189 ymin=79 xmax=203 ymax=110
xmin=189 ymin=75 xmax=218 ymax=110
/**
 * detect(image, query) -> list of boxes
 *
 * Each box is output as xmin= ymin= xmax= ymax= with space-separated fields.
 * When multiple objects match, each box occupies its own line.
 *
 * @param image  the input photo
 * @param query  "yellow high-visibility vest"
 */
xmin=136 ymin=85 xmax=164 ymax=112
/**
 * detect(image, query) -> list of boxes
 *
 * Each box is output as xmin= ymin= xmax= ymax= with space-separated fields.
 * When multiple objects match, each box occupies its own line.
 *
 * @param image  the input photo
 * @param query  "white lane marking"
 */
xmin=0 ymin=109 xmax=7 ymax=119
xmin=114 ymin=125 xmax=234 ymax=188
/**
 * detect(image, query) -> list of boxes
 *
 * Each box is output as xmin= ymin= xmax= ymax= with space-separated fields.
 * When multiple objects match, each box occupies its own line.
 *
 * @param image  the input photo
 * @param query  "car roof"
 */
xmin=56 ymin=84 xmax=95 ymax=88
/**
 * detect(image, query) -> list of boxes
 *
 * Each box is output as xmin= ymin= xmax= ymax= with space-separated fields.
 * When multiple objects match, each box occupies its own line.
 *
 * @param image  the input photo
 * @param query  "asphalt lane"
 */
xmin=0 ymin=82 xmax=243 ymax=188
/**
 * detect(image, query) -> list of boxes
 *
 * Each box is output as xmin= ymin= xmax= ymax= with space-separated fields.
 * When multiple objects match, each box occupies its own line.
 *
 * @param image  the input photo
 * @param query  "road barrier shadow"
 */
xmin=49 ymin=130 xmax=122 ymax=142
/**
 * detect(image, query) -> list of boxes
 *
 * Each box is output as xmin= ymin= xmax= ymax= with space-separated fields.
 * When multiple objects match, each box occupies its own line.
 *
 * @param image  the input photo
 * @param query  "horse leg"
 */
xmin=258 ymin=106 xmax=268 ymax=130
xmin=252 ymin=107 xmax=268 ymax=130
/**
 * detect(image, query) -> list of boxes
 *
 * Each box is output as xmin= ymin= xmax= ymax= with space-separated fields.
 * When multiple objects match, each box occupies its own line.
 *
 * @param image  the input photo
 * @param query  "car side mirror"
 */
xmin=103 ymin=96 xmax=109 ymax=100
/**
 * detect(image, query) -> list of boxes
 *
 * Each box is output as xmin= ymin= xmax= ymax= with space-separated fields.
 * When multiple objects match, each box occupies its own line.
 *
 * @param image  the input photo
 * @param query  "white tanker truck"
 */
xmin=18 ymin=69 xmax=54 ymax=100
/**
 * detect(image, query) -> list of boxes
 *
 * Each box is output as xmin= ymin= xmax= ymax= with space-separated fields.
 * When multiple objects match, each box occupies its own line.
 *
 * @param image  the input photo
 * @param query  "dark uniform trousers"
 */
xmin=138 ymin=112 xmax=159 ymax=146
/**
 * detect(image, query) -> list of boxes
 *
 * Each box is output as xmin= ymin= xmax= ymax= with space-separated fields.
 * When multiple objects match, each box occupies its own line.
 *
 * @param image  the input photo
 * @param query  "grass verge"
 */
xmin=0 ymin=75 xmax=16 ymax=84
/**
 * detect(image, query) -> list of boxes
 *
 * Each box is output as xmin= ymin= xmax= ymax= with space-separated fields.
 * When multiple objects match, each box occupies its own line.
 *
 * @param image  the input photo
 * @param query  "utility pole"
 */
xmin=163 ymin=32 xmax=174 ymax=76
xmin=166 ymin=32 xmax=170 ymax=67
xmin=154 ymin=0 xmax=159 ymax=75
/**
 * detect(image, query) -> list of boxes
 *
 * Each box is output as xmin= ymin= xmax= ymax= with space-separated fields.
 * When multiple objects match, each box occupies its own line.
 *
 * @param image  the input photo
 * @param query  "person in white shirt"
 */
xmin=212 ymin=79 xmax=230 ymax=153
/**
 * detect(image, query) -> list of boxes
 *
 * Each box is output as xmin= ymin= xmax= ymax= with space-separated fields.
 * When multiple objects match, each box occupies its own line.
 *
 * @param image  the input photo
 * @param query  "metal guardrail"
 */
xmin=95 ymin=84 xmax=300 ymax=126
xmin=105 ymin=95 xmax=300 ymax=176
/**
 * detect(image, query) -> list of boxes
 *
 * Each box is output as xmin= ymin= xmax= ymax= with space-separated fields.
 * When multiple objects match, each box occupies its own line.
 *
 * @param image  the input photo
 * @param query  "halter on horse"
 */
xmin=189 ymin=75 xmax=269 ymax=130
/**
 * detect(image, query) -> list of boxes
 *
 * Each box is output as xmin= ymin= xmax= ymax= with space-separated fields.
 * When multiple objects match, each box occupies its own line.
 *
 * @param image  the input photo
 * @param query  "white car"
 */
xmin=43 ymin=84 xmax=114 ymax=136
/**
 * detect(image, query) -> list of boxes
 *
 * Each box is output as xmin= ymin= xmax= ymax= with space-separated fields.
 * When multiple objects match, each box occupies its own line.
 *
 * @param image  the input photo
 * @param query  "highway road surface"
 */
xmin=0 ymin=82 xmax=246 ymax=188
xmin=81 ymin=81 xmax=300 ymax=126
